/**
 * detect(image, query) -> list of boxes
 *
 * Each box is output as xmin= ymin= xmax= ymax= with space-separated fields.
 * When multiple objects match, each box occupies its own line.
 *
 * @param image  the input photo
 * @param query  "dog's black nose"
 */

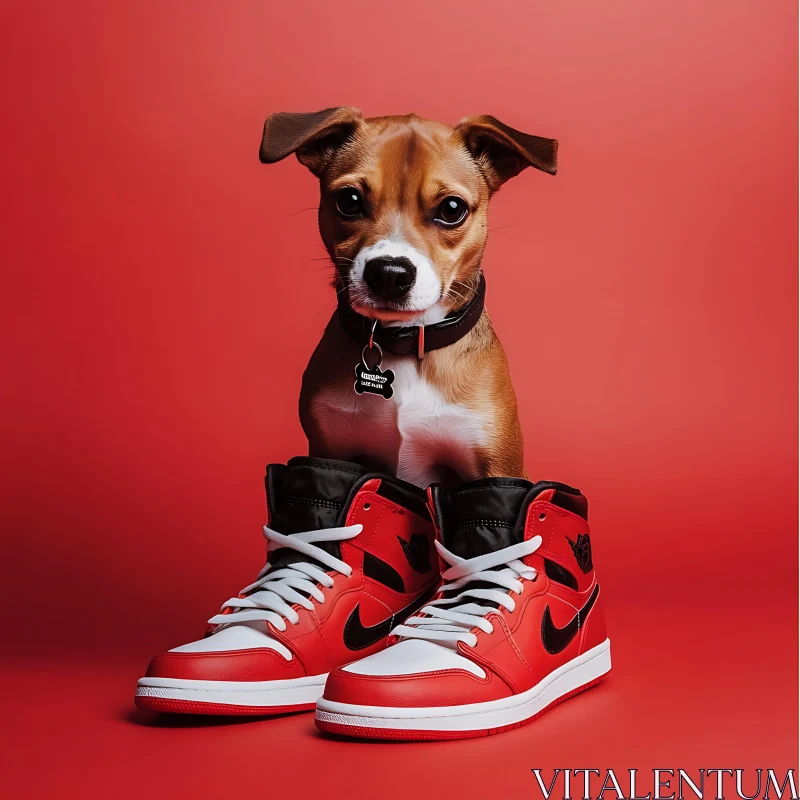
xmin=363 ymin=256 xmax=416 ymax=301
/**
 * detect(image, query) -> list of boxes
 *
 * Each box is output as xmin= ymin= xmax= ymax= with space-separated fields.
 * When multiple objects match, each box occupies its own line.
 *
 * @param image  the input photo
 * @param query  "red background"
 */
xmin=2 ymin=0 xmax=797 ymax=796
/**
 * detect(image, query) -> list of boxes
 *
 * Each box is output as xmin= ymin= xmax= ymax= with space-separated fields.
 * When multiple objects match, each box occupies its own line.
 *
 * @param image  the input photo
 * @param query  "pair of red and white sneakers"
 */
xmin=136 ymin=456 xmax=610 ymax=740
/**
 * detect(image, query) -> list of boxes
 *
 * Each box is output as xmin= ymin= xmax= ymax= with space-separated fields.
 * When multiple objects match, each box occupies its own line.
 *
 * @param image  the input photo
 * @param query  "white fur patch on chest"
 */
xmin=311 ymin=356 xmax=489 ymax=487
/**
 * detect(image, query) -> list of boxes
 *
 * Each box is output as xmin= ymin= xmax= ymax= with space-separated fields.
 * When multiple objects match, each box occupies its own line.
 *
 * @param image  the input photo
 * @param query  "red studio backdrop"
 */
xmin=1 ymin=1 xmax=797 ymax=797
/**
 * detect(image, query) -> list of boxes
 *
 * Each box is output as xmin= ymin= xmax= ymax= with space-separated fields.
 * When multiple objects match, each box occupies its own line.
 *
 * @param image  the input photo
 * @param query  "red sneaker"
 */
xmin=315 ymin=478 xmax=611 ymax=740
xmin=135 ymin=457 xmax=438 ymax=715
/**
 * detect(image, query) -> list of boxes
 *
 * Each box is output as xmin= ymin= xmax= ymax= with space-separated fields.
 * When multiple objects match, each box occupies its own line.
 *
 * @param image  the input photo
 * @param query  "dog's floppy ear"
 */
xmin=259 ymin=107 xmax=362 ymax=176
xmin=455 ymin=115 xmax=558 ymax=190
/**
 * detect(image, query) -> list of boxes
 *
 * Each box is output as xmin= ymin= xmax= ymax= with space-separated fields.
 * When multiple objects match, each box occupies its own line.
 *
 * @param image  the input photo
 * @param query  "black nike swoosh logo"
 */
xmin=541 ymin=584 xmax=600 ymax=655
xmin=343 ymin=582 xmax=438 ymax=651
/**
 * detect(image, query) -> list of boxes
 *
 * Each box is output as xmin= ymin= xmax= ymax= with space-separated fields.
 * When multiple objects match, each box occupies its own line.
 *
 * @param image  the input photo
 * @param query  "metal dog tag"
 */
xmin=354 ymin=343 xmax=394 ymax=399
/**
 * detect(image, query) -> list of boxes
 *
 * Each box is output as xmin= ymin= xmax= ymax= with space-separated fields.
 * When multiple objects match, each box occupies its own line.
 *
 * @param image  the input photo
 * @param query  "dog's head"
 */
xmin=260 ymin=109 xmax=557 ymax=324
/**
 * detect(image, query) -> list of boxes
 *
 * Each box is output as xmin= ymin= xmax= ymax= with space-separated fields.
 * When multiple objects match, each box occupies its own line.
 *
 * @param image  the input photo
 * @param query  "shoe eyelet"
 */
xmin=363 ymin=503 xmax=371 ymax=510
xmin=539 ymin=513 xmax=547 ymax=521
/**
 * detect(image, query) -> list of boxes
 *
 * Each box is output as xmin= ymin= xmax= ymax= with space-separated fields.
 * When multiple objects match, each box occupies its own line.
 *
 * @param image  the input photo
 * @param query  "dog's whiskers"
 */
xmin=447 ymin=278 xmax=480 ymax=307
xmin=289 ymin=207 xmax=319 ymax=219
xmin=347 ymin=288 xmax=370 ymax=310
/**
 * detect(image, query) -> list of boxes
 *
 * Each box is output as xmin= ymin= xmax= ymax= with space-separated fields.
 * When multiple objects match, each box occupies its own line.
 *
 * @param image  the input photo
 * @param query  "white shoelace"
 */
xmin=207 ymin=524 xmax=363 ymax=632
xmin=393 ymin=535 xmax=543 ymax=648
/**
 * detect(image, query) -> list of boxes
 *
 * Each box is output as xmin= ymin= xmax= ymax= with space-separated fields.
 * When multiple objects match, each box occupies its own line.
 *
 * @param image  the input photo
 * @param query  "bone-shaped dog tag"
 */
xmin=354 ymin=344 xmax=394 ymax=399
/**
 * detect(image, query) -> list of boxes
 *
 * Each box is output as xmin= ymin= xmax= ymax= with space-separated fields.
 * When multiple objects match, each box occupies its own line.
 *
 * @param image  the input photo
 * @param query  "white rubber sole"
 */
xmin=135 ymin=673 xmax=328 ymax=715
xmin=316 ymin=639 xmax=611 ymax=737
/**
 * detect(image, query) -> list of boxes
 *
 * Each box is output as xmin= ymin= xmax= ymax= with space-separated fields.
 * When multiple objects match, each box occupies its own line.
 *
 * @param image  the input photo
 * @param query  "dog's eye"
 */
xmin=336 ymin=188 xmax=364 ymax=218
xmin=434 ymin=196 xmax=468 ymax=228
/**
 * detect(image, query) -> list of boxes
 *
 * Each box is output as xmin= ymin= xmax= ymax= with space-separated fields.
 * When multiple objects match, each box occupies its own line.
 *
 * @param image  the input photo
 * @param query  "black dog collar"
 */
xmin=337 ymin=273 xmax=486 ymax=358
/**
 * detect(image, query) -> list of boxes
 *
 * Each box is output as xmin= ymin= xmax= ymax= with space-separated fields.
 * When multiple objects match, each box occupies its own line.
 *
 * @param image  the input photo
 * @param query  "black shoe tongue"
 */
xmin=268 ymin=456 xmax=367 ymax=533
xmin=265 ymin=457 xmax=368 ymax=568
xmin=441 ymin=479 xmax=533 ymax=559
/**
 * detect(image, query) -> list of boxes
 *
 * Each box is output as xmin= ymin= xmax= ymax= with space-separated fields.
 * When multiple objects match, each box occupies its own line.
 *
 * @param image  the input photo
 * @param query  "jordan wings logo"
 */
xmin=541 ymin=584 xmax=600 ymax=655
xmin=397 ymin=533 xmax=432 ymax=574
xmin=567 ymin=533 xmax=593 ymax=573
xmin=343 ymin=584 xmax=437 ymax=651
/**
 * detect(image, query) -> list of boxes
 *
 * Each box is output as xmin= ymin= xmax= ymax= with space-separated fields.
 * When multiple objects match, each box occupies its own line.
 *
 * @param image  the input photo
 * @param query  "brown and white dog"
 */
xmin=259 ymin=108 xmax=557 ymax=488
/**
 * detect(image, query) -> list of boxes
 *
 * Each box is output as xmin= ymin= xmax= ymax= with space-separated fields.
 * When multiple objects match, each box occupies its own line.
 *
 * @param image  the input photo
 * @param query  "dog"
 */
xmin=259 ymin=108 xmax=557 ymax=488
